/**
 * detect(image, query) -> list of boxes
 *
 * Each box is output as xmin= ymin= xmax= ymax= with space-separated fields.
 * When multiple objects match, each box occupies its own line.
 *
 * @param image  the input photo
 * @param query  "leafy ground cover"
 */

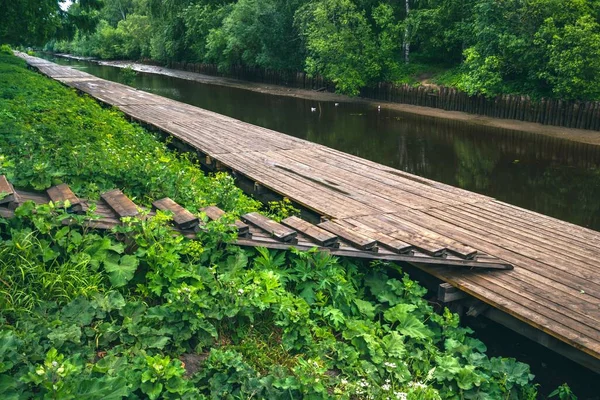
xmin=0 ymin=52 xmax=543 ymax=398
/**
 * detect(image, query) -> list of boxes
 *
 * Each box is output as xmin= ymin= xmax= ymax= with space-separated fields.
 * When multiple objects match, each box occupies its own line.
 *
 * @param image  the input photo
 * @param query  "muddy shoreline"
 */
xmin=56 ymin=53 xmax=600 ymax=146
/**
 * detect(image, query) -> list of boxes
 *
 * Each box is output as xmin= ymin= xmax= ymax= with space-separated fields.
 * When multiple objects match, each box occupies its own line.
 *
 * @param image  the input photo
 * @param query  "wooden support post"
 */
xmin=466 ymin=301 xmax=489 ymax=317
xmin=253 ymin=182 xmax=267 ymax=195
xmin=215 ymin=161 xmax=227 ymax=171
xmin=437 ymin=283 xmax=468 ymax=303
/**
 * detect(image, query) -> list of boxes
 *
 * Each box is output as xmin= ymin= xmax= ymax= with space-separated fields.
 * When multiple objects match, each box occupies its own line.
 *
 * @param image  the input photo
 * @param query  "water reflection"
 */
xmin=45 ymin=56 xmax=600 ymax=231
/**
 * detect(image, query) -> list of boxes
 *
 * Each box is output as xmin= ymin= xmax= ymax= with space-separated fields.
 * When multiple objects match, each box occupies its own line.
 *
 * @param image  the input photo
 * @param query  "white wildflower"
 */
xmin=237 ymin=288 xmax=244 ymax=295
xmin=395 ymin=392 xmax=408 ymax=400
xmin=382 ymin=383 xmax=391 ymax=391
xmin=384 ymin=362 xmax=397 ymax=369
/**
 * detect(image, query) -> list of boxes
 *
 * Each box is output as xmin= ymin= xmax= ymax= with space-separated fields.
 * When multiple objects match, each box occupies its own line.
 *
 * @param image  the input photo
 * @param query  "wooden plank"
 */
xmin=427 ymin=207 xmax=600 ymax=286
xmin=242 ymin=212 xmax=297 ymax=242
xmin=281 ymin=216 xmax=339 ymax=247
xmin=201 ymin=206 xmax=250 ymax=237
xmin=446 ymin=204 xmax=600 ymax=268
xmin=0 ymin=175 xmax=18 ymax=205
xmin=46 ymin=183 xmax=83 ymax=213
xmin=400 ymin=209 xmax=600 ymax=301
xmin=234 ymin=238 xmax=511 ymax=269
xmin=100 ymin=189 xmax=139 ymax=218
xmin=354 ymin=214 xmax=447 ymax=257
xmin=335 ymin=218 xmax=413 ymax=254
xmin=152 ymin=197 xmax=199 ymax=230
xmin=318 ymin=220 xmax=378 ymax=251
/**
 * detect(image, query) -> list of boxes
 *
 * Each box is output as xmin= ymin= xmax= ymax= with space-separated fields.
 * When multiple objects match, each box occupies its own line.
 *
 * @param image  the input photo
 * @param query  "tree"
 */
xmin=0 ymin=0 xmax=68 ymax=45
xmin=205 ymin=0 xmax=304 ymax=70
xmin=535 ymin=15 xmax=600 ymax=99
xmin=295 ymin=0 xmax=380 ymax=95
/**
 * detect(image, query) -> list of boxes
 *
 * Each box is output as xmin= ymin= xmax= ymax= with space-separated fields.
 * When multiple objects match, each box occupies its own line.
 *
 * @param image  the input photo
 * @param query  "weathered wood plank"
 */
xmin=152 ymin=197 xmax=199 ymax=230
xmin=101 ymin=189 xmax=139 ymax=218
xmin=318 ymin=220 xmax=378 ymax=251
xmin=0 ymin=175 xmax=18 ymax=205
xmin=46 ymin=183 xmax=83 ymax=213
xmin=242 ymin=212 xmax=297 ymax=242
xmin=281 ymin=216 xmax=339 ymax=247
xmin=335 ymin=218 xmax=413 ymax=254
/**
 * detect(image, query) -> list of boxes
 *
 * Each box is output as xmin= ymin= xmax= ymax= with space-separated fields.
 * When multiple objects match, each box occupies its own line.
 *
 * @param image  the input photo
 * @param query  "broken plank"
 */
xmin=153 ymin=197 xmax=199 ymax=230
xmin=338 ymin=218 xmax=413 ymax=254
xmin=281 ymin=216 xmax=339 ymax=247
xmin=101 ymin=189 xmax=139 ymax=218
xmin=201 ymin=205 xmax=250 ymax=237
xmin=0 ymin=175 xmax=18 ymax=205
xmin=242 ymin=212 xmax=297 ymax=242
xmin=318 ymin=220 xmax=378 ymax=251
xmin=46 ymin=183 xmax=83 ymax=213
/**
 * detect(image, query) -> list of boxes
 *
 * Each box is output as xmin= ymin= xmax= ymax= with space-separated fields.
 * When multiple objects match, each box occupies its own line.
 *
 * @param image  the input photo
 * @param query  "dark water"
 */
xmin=44 ymin=55 xmax=600 ymax=232
xmin=38 ymin=56 xmax=600 ymax=395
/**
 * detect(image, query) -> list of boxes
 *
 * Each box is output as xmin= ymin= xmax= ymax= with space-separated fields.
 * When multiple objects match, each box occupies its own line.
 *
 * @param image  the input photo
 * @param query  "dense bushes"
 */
xmin=41 ymin=0 xmax=600 ymax=100
xmin=0 ymin=52 xmax=544 ymax=398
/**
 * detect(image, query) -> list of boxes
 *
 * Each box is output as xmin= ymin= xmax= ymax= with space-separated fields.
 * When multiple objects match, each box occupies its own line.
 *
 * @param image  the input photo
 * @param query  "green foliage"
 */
xmin=0 ymin=203 xmax=541 ymax=398
xmin=120 ymin=65 xmax=138 ymax=84
xmin=549 ymin=383 xmax=578 ymax=400
xmin=0 ymin=0 xmax=68 ymax=46
xmin=295 ymin=0 xmax=380 ymax=95
xmin=205 ymin=0 xmax=304 ymax=71
xmin=42 ymin=0 xmax=600 ymax=100
xmin=0 ymin=53 xmax=259 ymax=214
xmin=265 ymin=198 xmax=300 ymax=222
xmin=535 ymin=15 xmax=600 ymax=100
xmin=0 ymin=45 xmax=12 ymax=55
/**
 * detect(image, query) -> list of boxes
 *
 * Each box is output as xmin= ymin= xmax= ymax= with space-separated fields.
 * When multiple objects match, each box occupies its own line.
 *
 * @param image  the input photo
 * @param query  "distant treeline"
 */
xmin=37 ymin=0 xmax=600 ymax=101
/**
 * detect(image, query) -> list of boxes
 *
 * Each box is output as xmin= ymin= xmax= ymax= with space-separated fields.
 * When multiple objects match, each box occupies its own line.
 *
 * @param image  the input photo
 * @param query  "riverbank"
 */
xmin=56 ymin=53 xmax=600 ymax=146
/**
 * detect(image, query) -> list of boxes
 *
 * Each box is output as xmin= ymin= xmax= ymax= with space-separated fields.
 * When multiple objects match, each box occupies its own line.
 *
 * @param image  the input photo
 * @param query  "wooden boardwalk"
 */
xmin=20 ymin=54 xmax=600 ymax=370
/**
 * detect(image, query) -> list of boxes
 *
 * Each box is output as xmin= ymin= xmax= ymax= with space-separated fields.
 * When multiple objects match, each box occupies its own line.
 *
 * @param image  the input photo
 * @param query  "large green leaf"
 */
xmin=103 ymin=253 xmax=139 ymax=287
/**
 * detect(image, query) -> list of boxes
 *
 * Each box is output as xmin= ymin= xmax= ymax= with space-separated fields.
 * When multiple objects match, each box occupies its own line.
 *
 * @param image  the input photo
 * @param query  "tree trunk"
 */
xmin=403 ymin=0 xmax=410 ymax=64
xmin=118 ymin=0 xmax=126 ymax=20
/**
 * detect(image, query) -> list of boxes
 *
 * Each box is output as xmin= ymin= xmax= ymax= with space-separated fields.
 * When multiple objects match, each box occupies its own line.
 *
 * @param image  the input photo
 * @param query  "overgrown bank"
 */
xmin=0 ymin=51 xmax=556 ymax=398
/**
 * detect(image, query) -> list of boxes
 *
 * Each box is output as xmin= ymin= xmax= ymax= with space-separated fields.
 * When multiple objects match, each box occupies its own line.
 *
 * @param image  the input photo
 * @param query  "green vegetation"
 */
xmin=33 ymin=0 xmax=600 ymax=100
xmin=0 ymin=52 xmax=544 ymax=398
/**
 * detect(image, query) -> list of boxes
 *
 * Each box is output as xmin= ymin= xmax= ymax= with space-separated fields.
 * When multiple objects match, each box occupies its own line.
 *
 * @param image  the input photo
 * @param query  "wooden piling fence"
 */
xmin=143 ymin=59 xmax=600 ymax=131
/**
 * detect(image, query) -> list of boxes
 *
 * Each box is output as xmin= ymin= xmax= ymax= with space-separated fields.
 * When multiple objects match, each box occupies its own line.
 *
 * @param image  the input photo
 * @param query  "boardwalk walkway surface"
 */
xmin=19 ymin=54 xmax=600 ymax=369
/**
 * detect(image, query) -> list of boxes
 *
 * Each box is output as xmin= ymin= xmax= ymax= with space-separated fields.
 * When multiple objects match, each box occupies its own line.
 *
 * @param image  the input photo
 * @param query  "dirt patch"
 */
xmin=62 ymin=55 xmax=600 ymax=146
xmin=180 ymin=352 xmax=209 ymax=377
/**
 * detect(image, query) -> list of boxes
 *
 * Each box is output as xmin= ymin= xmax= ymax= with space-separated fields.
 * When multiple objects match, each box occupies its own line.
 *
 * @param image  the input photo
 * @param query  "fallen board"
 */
xmin=153 ymin=197 xmax=199 ymax=230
